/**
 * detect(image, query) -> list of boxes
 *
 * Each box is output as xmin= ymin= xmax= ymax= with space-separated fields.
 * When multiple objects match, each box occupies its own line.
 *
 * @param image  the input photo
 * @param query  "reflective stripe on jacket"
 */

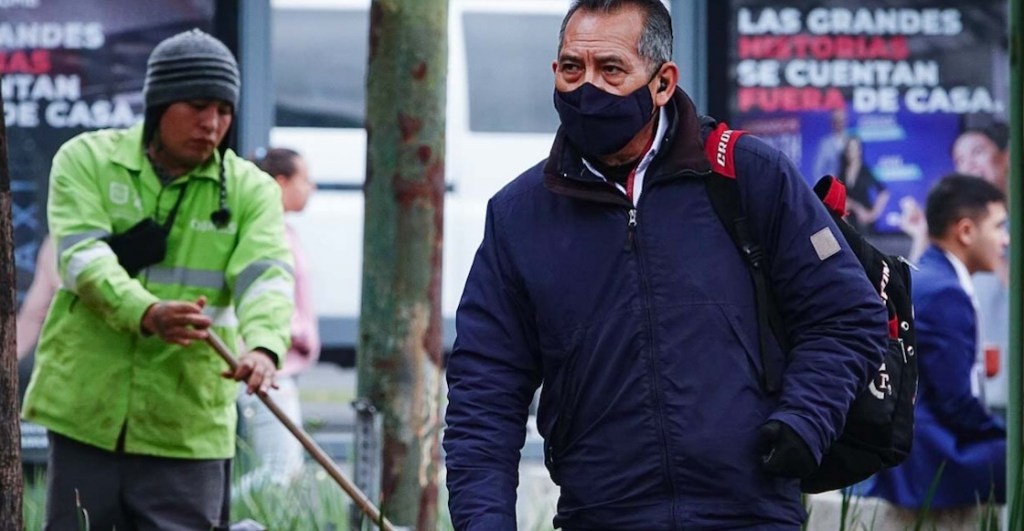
xmin=23 ymin=123 xmax=294 ymax=459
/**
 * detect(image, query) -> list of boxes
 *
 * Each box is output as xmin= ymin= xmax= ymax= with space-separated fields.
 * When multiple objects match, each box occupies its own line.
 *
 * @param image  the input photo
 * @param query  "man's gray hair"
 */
xmin=557 ymin=0 xmax=673 ymax=75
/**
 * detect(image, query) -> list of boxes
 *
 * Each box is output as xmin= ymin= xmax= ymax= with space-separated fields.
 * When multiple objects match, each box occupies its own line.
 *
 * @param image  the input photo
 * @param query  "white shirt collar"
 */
xmin=944 ymin=249 xmax=976 ymax=300
xmin=635 ymin=106 xmax=669 ymax=175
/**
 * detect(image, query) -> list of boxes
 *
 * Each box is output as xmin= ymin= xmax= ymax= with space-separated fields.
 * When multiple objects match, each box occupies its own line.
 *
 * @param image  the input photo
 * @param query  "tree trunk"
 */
xmin=0 ymin=90 xmax=25 ymax=531
xmin=358 ymin=0 xmax=448 ymax=529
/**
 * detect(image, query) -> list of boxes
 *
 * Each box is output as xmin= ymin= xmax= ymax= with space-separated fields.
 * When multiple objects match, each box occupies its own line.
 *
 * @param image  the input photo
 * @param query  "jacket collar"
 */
xmin=111 ymin=123 xmax=222 ymax=183
xmin=924 ymin=245 xmax=976 ymax=298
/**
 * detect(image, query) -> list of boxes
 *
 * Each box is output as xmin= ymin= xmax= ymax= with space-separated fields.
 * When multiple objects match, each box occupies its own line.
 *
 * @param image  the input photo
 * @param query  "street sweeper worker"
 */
xmin=22 ymin=28 xmax=294 ymax=530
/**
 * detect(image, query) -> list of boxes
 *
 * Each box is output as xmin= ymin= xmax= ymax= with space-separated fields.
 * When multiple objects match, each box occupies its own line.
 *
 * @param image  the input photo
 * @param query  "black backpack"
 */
xmin=700 ymin=120 xmax=917 ymax=493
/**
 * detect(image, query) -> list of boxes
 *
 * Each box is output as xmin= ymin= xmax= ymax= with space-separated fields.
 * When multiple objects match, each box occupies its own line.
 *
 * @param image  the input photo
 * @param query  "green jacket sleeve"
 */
xmin=227 ymin=171 xmax=295 ymax=364
xmin=48 ymin=138 xmax=159 ymax=334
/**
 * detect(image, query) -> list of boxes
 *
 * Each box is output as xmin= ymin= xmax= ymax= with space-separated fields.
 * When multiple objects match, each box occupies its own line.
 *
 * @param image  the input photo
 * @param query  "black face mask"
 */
xmin=553 ymin=81 xmax=655 ymax=158
xmin=103 ymin=182 xmax=189 ymax=277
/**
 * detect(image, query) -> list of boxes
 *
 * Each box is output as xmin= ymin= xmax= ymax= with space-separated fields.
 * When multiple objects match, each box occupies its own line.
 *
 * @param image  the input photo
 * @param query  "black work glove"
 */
xmin=758 ymin=420 xmax=818 ymax=478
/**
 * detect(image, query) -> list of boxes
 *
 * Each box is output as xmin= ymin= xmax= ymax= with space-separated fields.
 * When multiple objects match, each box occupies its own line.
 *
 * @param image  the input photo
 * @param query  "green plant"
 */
xmin=232 ymin=466 xmax=350 ymax=530
xmin=912 ymin=461 xmax=946 ymax=531
xmin=840 ymin=487 xmax=853 ymax=531
xmin=22 ymin=471 xmax=91 ymax=531
xmin=230 ymin=439 xmax=351 ymax=530
xmin=74 ymin=489 xmax=90 ymax=531
xmin=23 ymin=469 xmax=46 ymax=531
xmin=978 ymin=487 xmax=1000 ymax=531
xmin=801 ymin=493 xmax=811 ymax=531
xmin=376 ymin=493 xmax=386 ymax=531
xmin=30 ymin=457 xmax=1007 ymax=530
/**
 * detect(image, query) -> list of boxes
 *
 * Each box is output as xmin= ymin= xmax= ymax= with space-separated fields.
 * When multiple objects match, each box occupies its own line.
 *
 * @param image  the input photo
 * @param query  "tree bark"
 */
xmin=358 ymin=0 xmax=448 ymax=528
xmin=0 ymin=89 xmax=25 ymax=531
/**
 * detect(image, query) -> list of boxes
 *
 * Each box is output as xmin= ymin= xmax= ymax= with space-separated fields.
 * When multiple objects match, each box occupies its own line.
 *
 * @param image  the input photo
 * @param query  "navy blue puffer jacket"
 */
xmin=444 ymin=90 xmax=887 ymax=530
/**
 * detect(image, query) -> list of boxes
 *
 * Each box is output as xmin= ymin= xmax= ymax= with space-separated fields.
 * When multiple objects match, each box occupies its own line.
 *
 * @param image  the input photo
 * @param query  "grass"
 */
xmin=23 ymin=473 xmax=90 ymax=531
xmin=20 ymin=458 xmax=1013 ymax=530
xmin=232 ymin=466 xmax=351 ymax=530
xmin=230 ymin=437 xmax=351 ymax=531
xmin=23 ymin=464 xmax=357 ymax=531
xmin=21 ymin=455 xmax=550 ymax=530
xmin=804 ymin=461 xmax=1012 ymax=531
xmin=22 ymin=469 xmax=45 ymax=531
xmin=912 ymin=461 xmax=947 ymax=531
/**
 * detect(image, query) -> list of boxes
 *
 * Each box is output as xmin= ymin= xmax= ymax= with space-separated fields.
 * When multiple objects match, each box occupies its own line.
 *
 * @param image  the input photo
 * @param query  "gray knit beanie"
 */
xmin=143 ymin=28 xmax=240 ymax=110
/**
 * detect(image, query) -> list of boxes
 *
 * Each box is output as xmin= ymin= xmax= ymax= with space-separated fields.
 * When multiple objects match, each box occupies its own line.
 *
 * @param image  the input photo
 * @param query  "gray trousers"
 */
xmin=45 ymin=431 xmax=230 ymax=531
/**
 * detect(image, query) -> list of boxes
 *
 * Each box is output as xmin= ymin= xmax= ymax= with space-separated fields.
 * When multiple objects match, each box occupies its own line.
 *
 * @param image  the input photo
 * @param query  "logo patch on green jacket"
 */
xmin=109 ymin=182 xmax=130 ymax=205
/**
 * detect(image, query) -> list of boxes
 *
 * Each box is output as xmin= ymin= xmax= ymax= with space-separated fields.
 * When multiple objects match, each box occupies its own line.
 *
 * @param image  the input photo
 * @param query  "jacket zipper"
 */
xmin=624 ymin=208 xmax=637 ymax=251
xmin=551 ymin=167 xmax=714 ymax=526
xmin=628 ymin=197 xmax=680 ymax=529
xmin=619 ymin=167 xmax=710 ymax=252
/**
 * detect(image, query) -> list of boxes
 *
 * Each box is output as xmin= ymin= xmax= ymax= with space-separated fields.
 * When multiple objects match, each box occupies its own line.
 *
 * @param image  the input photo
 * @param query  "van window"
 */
xmin=273 ymin=8 xmax=369 ymax=128
xmin=274 ymin=8 xmax=562 ymax=133
xmin=463 ymin=13 xmax=561 ymax=134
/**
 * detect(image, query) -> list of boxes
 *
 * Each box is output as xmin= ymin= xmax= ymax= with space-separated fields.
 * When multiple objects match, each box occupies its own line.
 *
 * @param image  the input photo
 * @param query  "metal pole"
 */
xmin=205 ymin=332 xmax=395 ymax=531
xmin=237 ymin=0 xmax=273 ymax=158
xmin=350 ymin=399 xmax=383 ymax=531
xmin=1007 ymin=0 xmax=1022 ymax=524
xmin=670 ymin=0 xmax=707 ymax=112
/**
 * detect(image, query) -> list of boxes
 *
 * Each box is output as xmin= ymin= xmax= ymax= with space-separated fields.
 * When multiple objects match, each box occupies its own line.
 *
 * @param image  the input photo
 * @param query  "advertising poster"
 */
xmin=724 ymin=1 xmax=1009 ymax=253
xmin=2 ymin=0 xmax=215 ymax=303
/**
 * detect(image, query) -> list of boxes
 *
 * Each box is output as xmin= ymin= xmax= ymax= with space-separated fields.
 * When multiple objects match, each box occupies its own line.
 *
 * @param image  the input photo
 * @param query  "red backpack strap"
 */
xmin=704 ymin=122 xmax=747 ymax=179
xmin=817 ymin=175 xmax=848 ymax=218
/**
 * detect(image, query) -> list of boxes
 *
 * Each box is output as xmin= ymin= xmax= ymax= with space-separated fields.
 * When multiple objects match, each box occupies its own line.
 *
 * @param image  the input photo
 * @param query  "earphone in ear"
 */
xmin=658 ymin=79 xmax=668 ymax=92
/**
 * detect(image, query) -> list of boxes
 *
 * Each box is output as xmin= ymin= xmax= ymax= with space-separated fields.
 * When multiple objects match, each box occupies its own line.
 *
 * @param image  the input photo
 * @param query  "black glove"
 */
xmin=758 ymin=420 xmax=818 ymax=478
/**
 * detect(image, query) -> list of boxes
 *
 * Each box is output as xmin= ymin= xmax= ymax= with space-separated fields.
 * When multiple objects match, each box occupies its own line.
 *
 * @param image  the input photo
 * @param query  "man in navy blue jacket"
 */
xmin=443 ymin=1 xmax=887 ymax=529
xmin=869 ymin=175 xmax=1008 ymax=511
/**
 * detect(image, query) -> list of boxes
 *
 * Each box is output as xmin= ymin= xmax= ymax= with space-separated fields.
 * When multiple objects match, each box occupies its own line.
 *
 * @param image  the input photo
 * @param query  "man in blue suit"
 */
xmin=870 ymin=174 xmax=1008 ymax=511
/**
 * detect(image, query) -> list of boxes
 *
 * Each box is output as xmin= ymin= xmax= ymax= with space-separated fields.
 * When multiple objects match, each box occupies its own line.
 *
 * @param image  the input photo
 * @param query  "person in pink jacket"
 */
xmin=16 ymin=234 xmax=60 ymax=400
xmin=237 ymin=147 xmax=320 ymax=489
xmin=17 ymin=234 xmax=60 ymax=360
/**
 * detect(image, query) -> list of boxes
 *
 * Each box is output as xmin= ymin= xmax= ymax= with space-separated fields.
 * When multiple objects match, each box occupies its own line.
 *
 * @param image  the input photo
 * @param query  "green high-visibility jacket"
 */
xmin=23 ymin=123 xmax=294 ymax=459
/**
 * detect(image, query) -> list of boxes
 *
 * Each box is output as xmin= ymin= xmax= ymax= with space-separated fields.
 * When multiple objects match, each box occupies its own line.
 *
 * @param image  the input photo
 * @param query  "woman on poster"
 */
xmin=839 ymin=135 xmax=890 ymax=233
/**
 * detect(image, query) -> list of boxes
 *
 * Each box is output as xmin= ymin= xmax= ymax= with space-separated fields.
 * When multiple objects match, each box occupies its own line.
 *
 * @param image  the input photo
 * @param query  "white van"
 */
xmin=269 ymin=0 xmax=571 ymax=358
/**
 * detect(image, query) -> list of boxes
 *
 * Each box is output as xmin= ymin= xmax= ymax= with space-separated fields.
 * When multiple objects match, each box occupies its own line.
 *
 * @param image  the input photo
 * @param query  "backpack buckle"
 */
xmin=741 ymin=242 xmax=764 ymax=269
